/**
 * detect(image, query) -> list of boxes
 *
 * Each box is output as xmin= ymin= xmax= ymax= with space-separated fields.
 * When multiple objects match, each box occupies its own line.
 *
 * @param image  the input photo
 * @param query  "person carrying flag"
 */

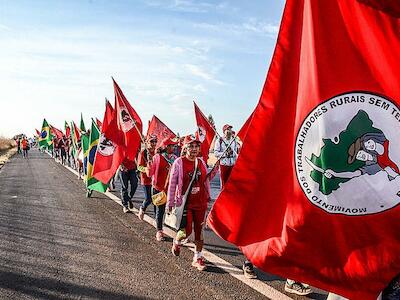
xmin=137 ymin=134 xmax=158 ymax=220
xmin=168 ymin=135 xmax=217 ymax=271
xmin=58 ymin=136 xmax=67 ymax=165
xmin=148 ymin=137 xmax=178 ymax=241
xmin=119 ymin=158 xmax=138 ymax=213
xmin=213 ymin=124 xmax=240 ymax=188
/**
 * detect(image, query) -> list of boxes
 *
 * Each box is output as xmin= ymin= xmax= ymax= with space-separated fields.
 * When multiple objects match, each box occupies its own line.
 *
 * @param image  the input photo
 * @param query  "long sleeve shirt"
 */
xmin=213 ymin=136 xmax=240 ymax=167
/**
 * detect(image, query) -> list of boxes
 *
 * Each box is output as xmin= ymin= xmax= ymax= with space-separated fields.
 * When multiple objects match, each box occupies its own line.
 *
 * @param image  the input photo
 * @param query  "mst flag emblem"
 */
xmin=97 ymin=134 xmax=115 ymax=156
xmin=197 ymin=126 xmax=206 ymax=142
xmin=295 ymin=92 xmax=400 ymax=216
xmin=119 ymin=105 xmax=135 ymax=133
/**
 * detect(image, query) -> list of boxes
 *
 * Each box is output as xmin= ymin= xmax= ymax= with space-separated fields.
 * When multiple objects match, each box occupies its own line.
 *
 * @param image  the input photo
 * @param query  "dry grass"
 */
xmin=0 ymin=137 xmax=17 ymax=168
xmin=0 ymin=137 xmax=15 ymax=152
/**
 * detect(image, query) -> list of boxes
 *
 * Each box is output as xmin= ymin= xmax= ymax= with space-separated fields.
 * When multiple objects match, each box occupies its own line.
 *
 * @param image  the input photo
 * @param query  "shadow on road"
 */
xmin=0 ymin=269 xmax=149 ymax=300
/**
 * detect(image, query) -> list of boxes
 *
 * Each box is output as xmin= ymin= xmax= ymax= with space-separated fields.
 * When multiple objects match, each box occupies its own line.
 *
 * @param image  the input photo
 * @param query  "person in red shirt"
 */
xmin=137 ymin=135 xmax=158 ymax=220
xmin=119 ymin=158 xmax=138 ymax=213
xmin=168 ymin=135 xmax=216 ymax=271
xmin=148 ymin=137 xmax=177 ymax=241
xmin=21 ymin=137 xmax=29 ymax=159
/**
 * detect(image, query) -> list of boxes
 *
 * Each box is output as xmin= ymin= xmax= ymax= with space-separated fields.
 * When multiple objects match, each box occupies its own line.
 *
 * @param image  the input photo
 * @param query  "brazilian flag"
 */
xmin=39 ymin=118 xmax=52 ymax=148
xmin=81 ymin=132 xmax=90 ymax=182
xmin=85 ymin=119 xmax=108 ymax=194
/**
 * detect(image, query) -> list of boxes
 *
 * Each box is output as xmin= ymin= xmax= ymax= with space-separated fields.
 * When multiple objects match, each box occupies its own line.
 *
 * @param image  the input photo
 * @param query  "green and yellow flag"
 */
xmin=81 ymin=132 xmax=90 ymax=182
xmin=80 ymin=113 xmax=86 ymax=132
xmin=39 ymin=118 xmax=52 ymax=148
xmin=85 ymin=119 xmax=107 ymax=193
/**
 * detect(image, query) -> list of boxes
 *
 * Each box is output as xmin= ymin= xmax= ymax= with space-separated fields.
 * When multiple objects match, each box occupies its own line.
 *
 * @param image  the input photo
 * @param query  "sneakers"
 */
xmin=284 ymin=281 xmax=312 ymax=296
xmin=242 ymin=262 xmax=257 ymax=279
xmin=192 ymin=257 xmax=207 ymax=271
xmin=123 ymin=206 xmax=129 ymax=213
xmin=156 ymin=230 xmax=165 ymax=242
xmin=138 ymin=207 xmax=144 ymax=220
xmin=128 ymin=201 xmax=134 ymax=209
xmin=171 ymin=242 xmax=181 ymax=256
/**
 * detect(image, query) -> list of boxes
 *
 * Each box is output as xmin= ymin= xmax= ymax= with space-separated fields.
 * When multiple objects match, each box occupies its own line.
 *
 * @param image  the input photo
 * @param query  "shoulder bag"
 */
xmin=164 ymin=158 xmax=198 ymax=230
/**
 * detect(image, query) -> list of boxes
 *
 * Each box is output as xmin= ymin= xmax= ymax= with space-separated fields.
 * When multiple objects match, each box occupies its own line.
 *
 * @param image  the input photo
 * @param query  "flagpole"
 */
xmin=213 ymin=130 xmax=239 ymax=156
xmin=193 ymin=100 xmax=239 ymax=157
xmin=206 ymin=137 xmax=237 ymax=179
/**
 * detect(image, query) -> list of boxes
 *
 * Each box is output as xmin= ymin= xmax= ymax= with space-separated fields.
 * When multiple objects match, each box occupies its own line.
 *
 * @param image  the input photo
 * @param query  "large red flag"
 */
xmin=208 ymin=1 xmax=400 ymax=299
xmin=146 ymin=115 xmax=176 ymax=148
xmin=50 ymin=125 xmax=64 ymax=139
xmin=106 ymin=78 xmax=143 ymax=162
xmin=194 ymin=102 xmax=216 ymax=162
xmin=93 ymin=100 xmax=124 ymax=184
xmin=236 ymin=112 xmax=254 ymax=143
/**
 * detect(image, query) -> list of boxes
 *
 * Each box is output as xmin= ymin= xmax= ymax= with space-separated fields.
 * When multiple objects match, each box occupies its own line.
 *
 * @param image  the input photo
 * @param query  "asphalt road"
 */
xmin=0 ymin=150 xmax=328 ymax=299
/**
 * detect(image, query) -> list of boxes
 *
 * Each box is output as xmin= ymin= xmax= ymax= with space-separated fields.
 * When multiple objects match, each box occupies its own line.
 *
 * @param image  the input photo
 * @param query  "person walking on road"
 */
xmin=58 ymin=136 xmax=67 ymax=165
xmin=137 ymin=135 xmax=157 ymax=220
xmin=21 ymin=137 xmax=29 ymax=159
xmin=16 ymin=138 xmax=21 ymax=154
xmin=213 ymin=124 xmax=240 ymax=188
xmin=148 ymin=137 xmax=177 ymax=241
xmin=168 ymin=135 xmax=217 ymax=271
xmin=119 ymin=158 xmax=138 ymax=213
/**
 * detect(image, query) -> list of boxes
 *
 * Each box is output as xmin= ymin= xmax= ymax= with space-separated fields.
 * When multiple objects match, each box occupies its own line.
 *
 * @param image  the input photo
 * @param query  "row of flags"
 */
xmin=37 ymin=79 xmax=219 ymax=193
xmin=36 ymin=1 xmax=400 ymax=298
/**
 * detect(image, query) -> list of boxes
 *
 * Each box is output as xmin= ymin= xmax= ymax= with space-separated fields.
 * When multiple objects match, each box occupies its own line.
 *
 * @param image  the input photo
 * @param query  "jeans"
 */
xmin=22 ymin=149 xmax=28 ymax=158
xmin=141 ymin=185 xmax=156 ymax=215
xmin=152 ymin=188 xmax=166 ymax=231
xmin=119 ymin=169 xmax=138 ymax=208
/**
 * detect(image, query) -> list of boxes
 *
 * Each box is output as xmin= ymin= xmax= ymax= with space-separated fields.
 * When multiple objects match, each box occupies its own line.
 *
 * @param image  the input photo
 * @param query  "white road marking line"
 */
xmin=55 ymin=155 xmax=292 ymax=300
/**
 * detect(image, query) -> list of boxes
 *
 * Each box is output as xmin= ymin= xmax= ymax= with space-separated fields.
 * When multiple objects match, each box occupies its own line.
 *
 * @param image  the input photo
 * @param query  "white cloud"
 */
xmin=0 ymin=24 xmax=10 ymax=31
xmin=0 ymin=25 xmax=223 ymax=137
xmin=194 ymin=19 xmax=279 ymax=38
xmin=243 ymin=18 xmax=279 ymax=35
xmin=142 ymin=0 xmax=235 ymax=14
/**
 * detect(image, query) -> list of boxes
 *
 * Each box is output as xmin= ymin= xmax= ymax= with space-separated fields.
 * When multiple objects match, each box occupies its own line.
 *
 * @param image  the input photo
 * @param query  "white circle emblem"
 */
xmin=98 ymin=134 xmax=115 ymax=156
xmin=295 ymin=91 xmax=400 ymax=216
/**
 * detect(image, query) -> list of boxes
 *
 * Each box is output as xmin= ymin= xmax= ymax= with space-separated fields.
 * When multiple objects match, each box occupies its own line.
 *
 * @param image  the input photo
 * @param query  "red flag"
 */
xmin=208 ymin=1 xmax=400 ymax=299
xmin=106 ymin=78 xmax=143 ymax=162
xmin=35 ymin=129 xmax=41 ymax=137
xmin=146 ymin=115 xmax=176 ymax=148
xmin=50 ymin=125 xmax=64 ymax=139
xmin=95 ymin=118 xmax=102 ymax=130
xmin=93 ymin=100 xmax=124 ymax=184
xmin=72 ymin=121 xmax=81 ymax=141
xmin=194 ymin=102 xmax=216 ymax=162
xmin=64 ymin=121 xmax=71 ymax=138
xmin=237 ymin=112 xmax=254 ymax=143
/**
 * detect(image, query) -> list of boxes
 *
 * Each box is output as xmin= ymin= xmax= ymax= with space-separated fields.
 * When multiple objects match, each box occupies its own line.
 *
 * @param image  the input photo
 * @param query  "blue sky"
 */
xmin=0 ymin=0 xmax=285 ymax=138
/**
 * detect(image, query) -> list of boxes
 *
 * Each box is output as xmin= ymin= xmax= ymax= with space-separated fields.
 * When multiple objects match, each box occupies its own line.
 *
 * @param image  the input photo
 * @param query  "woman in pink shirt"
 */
xmin=167 ymin=135 xmax=217 ymax=271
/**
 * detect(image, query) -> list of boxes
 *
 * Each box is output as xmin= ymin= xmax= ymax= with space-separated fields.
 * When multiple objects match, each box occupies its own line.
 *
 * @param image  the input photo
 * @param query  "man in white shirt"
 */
xmin=213 ymin=124 xmax=240 ymax=188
